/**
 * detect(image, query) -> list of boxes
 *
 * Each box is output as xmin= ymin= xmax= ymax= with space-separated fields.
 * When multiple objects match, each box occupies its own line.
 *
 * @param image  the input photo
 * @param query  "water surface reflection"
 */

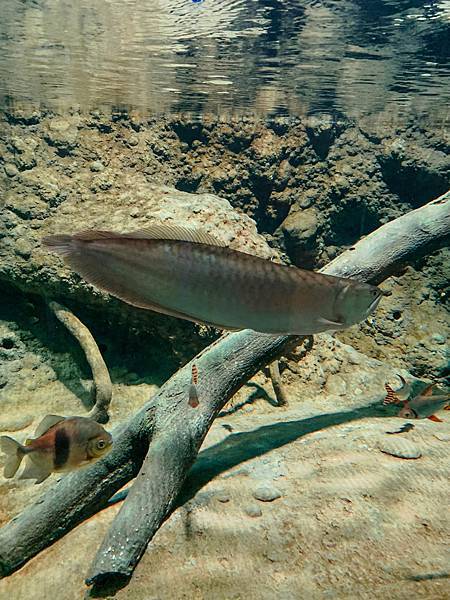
xmin=0 ymin=0 xmax=449 ymax=119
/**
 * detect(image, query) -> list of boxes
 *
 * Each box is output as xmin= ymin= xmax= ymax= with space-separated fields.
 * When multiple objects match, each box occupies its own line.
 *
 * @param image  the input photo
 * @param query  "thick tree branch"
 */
xmin=0 ymin=192 xmax=448 ymax=582
xmin=49 ymin=300 xmax=112 ymax=423
xmin=325 ymin=190 xmax=450 ymax=283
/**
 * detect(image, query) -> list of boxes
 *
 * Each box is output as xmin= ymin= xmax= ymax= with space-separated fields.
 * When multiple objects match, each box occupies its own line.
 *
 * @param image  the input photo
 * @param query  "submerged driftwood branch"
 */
xmin=0 ymin=192 xmax=448 ymax=583
xmin=268 ymin=360 xmax=289 ymax=407
xmin=49 ymin=300 xmax=112 ymax=423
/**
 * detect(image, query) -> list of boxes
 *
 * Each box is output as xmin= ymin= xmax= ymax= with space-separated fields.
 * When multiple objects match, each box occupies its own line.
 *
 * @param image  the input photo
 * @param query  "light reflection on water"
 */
xmin=0 ymin=0 xmax=449 ymax=119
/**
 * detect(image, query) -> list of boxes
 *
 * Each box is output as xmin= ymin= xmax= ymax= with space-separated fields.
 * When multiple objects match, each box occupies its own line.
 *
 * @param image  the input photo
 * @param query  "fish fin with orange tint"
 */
xmin=188 ymin=384 xmax=199 ymax=408
xmin=427 ymin=415 xmax=443 ymax=422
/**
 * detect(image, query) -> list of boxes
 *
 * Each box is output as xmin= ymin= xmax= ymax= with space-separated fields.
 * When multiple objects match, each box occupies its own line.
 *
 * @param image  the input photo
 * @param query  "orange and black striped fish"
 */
xmin=383 ymin=375 xmax=411 ymax=405
xmin=188 ymin=364 xmax=199 ymax=408
xmin=383 ymin=383 xmax=400 ymax=405
xmin=0 ymin=415 xmax=112 ymax=484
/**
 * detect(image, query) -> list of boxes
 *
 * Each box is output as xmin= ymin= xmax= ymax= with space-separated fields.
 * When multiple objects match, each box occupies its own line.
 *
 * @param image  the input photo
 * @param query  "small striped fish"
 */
xmin=383 ymin=383 xmax=401 ymax=405
xmin=399 ymin=383 xmax=449 ymax=421
xmin=383 ymin=375 xmax=411 ymax=405
xmin=383 ymin=376 xmax=450 ymax=421
xmin=188 ymin=364 xmax=199 ymax=408
xmin=0 ymin=415 xmax=112 ymax=484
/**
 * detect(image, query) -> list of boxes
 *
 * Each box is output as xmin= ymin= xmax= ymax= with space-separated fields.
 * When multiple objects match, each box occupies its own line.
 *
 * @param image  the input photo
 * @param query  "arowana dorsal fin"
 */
xmin=34 ymin=415 xmax=65 ymax=438
xmin=125 ymin=224 xmax=226 ymax=247
xmin=72 ymin=230 xmax=124 ymax=241
xmin=55 ymin=226 xmax=226 ymax=247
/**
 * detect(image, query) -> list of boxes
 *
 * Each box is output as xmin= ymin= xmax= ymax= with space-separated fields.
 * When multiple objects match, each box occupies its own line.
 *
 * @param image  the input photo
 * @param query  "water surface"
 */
xmin=1 ymin=1 xmax=450 ymax=119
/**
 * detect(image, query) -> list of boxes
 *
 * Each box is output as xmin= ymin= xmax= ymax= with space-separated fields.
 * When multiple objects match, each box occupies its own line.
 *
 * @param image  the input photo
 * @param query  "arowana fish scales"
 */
xmin=43 ymin=225 xmax=384 ymax=335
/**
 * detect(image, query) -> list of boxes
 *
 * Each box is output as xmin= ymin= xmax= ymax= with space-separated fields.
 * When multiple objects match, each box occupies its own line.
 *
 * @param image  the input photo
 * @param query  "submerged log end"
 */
xmin=85 ymin=571 xmax=132 ymax=597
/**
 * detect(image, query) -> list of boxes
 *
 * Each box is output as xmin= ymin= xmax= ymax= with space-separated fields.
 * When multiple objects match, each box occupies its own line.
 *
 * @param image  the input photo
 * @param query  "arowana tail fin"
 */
xmin=0 ymin=436 xmax=26 ymax=478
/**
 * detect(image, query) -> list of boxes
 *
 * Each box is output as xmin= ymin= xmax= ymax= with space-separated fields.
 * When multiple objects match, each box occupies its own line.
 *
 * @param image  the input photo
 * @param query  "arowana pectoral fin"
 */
xmin=318 ymin=317 xmax=344 ymax=327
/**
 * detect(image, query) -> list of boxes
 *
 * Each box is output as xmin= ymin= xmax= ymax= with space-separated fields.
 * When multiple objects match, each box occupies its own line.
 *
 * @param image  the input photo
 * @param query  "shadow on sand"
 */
xmin=180 ymin=401 xmax=390 ymax=503
xmin=93 ymin=401 xmax=393 ymax=596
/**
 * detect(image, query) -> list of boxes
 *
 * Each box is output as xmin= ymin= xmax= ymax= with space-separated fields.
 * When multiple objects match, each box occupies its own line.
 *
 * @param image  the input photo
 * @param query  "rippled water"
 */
xmin=1 ymin=0 xmax=450 ymax=119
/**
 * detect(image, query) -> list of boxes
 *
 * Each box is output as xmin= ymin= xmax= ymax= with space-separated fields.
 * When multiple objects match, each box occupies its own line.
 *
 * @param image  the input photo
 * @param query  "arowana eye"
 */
xmin=97 ymin=439 xmax=106 ymax=449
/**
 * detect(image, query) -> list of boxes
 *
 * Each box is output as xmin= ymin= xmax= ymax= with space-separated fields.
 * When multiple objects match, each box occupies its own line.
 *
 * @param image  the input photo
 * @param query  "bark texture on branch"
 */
xmin=0 ymin=191 xmax=448 ymax=582
xmin=325 ymin=190 xmax=450 ymax=283
xmin=49 ymin=300 xmax=112 ymax=424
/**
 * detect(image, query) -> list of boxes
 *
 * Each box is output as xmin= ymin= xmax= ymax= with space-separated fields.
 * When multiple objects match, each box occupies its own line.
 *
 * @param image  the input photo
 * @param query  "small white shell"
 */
xmin=378 ymin=438 xmax=422 ymax=459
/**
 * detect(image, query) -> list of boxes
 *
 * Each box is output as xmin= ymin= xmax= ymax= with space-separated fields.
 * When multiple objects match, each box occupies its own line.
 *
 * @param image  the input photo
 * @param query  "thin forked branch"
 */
xmin=268 ymin=360 xmax=289 ymax=407
xmin=49 ymin=300 xmax=112 ymax=424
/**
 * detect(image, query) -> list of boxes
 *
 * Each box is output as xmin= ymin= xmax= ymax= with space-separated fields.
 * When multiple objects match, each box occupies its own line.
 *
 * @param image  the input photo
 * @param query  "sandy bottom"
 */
xmin=0 ymin=358 xmax=448 ymax=600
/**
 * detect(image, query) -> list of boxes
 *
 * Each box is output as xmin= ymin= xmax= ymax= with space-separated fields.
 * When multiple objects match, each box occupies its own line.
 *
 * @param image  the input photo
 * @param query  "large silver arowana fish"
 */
xmin=43 ymin=225 xmax=383 ymax=335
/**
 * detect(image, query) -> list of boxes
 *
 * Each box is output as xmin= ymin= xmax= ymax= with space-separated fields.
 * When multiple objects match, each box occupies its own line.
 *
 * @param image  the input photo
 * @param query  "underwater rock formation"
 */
xmin=0 ymin=168 xmax=277 ymax=364
xmin=1 ymin=110 xmax=448 ymax=377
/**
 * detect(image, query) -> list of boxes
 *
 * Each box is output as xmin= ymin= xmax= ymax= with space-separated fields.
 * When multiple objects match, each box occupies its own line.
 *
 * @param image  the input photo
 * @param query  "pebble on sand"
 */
xmin=0 ymin=415 xmax=34 ymax=432
xmin=216 ymin=493 xmax=231 ymax=503
xmin=244 ymin=504 xmax=263 ymax=518
xmin=433 ymin=433 xmax=450 ymax=442
xmin=253 ymin=483 xmax=282 ymax=502
xmin=4 ymin=163 xmax=19 ymax=177
xmin=378 ymin=438 xmax=422 ymax=459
